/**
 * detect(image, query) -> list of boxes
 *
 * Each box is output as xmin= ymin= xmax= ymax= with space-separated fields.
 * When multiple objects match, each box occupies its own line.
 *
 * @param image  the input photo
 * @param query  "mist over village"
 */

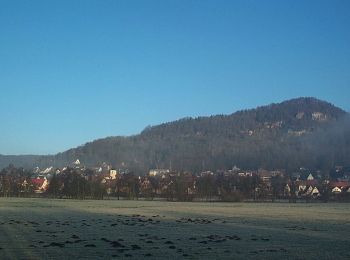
xmin=4 ymin=158 xmax=350 ymax=202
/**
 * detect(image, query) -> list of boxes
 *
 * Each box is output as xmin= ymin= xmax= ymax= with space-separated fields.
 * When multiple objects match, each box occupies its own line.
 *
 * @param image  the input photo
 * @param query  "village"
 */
xmin=1 ymin=160 xmax=350 ymax=202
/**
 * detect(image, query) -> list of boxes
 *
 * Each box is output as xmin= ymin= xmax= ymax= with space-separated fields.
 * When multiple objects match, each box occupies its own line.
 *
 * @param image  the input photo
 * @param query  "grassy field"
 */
xmin=0 ymin=198 xmax=349 ymax=259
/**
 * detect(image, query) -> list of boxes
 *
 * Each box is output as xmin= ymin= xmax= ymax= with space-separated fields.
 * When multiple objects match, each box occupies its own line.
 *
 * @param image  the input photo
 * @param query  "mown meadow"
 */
xmin=0 ymin=198 xmax=349 ymax=259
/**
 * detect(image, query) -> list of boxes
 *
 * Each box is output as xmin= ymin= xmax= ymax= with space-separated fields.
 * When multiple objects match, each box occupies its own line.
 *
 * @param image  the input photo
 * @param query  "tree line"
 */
xmin=1 ymin=164 xmax=349 ymax=202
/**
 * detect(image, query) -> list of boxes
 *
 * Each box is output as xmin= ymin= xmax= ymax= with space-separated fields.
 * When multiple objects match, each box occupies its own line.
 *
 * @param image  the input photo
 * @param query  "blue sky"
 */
xmin=0 ymin=0 xmax=349 ymax=155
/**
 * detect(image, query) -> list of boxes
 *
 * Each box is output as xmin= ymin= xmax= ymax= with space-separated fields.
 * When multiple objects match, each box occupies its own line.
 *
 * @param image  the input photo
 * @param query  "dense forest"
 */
xmin=1 ymin=97 xmax=349 ymax=173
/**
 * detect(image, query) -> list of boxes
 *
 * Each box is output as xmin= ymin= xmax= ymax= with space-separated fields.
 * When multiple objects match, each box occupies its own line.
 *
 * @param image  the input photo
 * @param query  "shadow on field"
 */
xmin=0 ymin=199 xmax=349 ymax=259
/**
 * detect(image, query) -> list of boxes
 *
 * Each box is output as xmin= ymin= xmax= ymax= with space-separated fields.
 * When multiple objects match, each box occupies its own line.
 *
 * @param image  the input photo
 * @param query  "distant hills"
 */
xmin=1 ymin=97 xmax=350 ymax=173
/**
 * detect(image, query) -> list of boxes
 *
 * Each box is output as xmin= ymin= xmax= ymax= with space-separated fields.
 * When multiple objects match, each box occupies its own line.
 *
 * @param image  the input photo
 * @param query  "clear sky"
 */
xmin=0 ymin=0 xmax=349 ymax=155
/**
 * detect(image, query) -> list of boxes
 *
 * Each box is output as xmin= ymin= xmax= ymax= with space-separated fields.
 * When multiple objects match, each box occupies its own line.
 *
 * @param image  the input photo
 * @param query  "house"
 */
xmin=20 ymin=179 xmax=31 ymax=193
xmin=284 ymin=183 xmax=291 ymax=196
xmin=305 ymin=186 xmax=320 ymax=197
xmin=140 ymin=177 xmax=152 ymax=191
xmin=110 ymin=169 xmax=118 ymax=180
xmin=330 ymin=181 xmax=350 ymax=194
xmin=257 ymin=169 xmax=284 ymax=182
xmin=297 ymin=183 xmax=320 ymax=198
xmin=31 ymin=177 xmax=49 ymax=194
xmin=40 ymin=166 xmax=54 ymax=175
xmin=237 ymin=171 xmax=254 ymax=177
xmin=305 ymin=185 xmax=313 ymax=195
xmin=149 ymin=169 xmax=170 ymax=177
xmin=232 ymin=165 xmax=241 ymax=172
xmin=295 ymin=180 xmax=308 ymax=193
xmin=307 ymin=173 xmax=314 ymax=181
xmin=74 ymin=159 xmax=81 ymax=166
xmin=332 ymin=187 xmax=342 ymax=193
xmin=200 ymin=171 xmax=214 ymax=177
xmin=101 ymin=171 xmax=116 ymax=183
xmin=258 ymin=169 xmax=274 ymax=182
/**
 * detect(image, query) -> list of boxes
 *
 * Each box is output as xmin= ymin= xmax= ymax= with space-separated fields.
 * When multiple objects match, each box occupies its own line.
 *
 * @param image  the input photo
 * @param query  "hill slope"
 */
xmin=1 ymin=97 xmax=349 ymax=172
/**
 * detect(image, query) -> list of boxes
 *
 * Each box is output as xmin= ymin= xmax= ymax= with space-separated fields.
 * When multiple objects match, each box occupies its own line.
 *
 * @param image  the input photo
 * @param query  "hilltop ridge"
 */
xmin=1 ymin=97 xmax=349 ymax=172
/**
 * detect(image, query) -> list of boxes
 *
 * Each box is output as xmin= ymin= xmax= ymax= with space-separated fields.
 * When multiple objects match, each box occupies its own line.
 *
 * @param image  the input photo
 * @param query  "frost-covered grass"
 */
xmin=0 ymin=198 xmax=349 ymax=259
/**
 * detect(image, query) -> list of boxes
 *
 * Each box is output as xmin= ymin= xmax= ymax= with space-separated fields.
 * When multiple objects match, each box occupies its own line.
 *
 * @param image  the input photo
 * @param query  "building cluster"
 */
xmin=1 ymin=161 xmax=350 ymax=202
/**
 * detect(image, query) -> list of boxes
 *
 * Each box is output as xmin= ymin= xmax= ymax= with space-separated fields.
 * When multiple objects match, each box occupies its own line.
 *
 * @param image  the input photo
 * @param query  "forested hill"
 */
xmin=1 ymin=97 xmax=349 ymax=173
